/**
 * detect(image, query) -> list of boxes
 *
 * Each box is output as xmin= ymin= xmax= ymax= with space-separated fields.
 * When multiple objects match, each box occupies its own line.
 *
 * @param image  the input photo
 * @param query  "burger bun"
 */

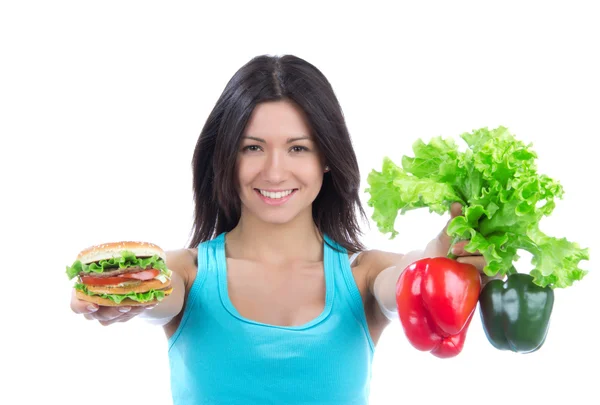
xmin=75 ymin=288 xmax=173 ymax=307
xmin=77 ymin=241 xmax=166 ymax=264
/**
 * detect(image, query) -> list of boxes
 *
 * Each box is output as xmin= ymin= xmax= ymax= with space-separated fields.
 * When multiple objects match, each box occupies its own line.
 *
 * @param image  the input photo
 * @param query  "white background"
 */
xmin=1 ymin=1 xmax=598 ymax=404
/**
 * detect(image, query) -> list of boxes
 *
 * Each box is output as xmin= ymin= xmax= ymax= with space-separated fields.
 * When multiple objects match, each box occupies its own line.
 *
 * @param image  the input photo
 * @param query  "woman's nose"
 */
xmin=263 ymin=152 xmax=286 ymax=182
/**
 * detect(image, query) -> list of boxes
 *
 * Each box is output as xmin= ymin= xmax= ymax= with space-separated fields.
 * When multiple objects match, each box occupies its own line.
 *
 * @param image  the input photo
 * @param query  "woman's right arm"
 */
xmin=70 ymin=248 xmax=192 ymax=327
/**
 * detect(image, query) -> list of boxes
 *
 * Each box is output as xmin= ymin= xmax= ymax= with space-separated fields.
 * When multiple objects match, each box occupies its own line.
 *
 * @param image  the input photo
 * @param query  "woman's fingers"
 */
xmin=99 ymin=319 xmax=119 ymax=326
xmin=449 ymin=202 xmax=463 ymax=218
xmin=72 ymin=288 xmax=157 ymax=325
xmin=93 ymin=306 xmax=133 ymax=321
xmin=118 ymin=306 xmax=149 ymax=318
xmin=456 ymin=255 xmax=486 ymax=271
xmin=456 ymin=255 xmax=505 ymax=285
xmin=97 ymin=306 xmax=153 ymax=325
xmin=441 ymin=213 xmax=504 ymax=287
xmin=480 ymin=271 xmax=505 ymax=284
xmin=78 ymin=302 xmax=156 ymax=325
xmin=70 ymin=288 xmax=99 ymax=314
xmin=451 ymin=240 xmax=480 ymax=256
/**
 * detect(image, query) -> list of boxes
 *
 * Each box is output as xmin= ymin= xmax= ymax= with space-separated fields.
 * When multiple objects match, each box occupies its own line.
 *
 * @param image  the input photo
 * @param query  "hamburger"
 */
xmin=66 ymin=241 xmax=173 ymax=307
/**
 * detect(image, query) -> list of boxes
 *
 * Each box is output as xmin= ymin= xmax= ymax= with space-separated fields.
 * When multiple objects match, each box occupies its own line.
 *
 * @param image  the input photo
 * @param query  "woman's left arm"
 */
xmin=369 ymin=203 xmax=489 ymax=321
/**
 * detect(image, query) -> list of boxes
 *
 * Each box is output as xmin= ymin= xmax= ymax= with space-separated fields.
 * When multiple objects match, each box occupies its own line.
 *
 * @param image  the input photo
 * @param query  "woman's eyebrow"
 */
xmin=242 ymin=135 xmax=312 ymax=143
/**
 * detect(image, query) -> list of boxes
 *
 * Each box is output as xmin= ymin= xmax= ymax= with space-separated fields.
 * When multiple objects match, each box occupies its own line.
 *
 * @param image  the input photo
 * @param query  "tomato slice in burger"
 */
xmin=80 ymin=276 xmax=130 ymax=286
xmin=121 ymin=269 xmax=160 ymax=280
xmin=80 ymin=269 xmax=161 ymax=286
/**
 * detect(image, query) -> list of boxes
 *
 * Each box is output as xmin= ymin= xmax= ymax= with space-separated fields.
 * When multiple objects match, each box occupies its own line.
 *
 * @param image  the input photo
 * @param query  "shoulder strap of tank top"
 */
xmin=326 ymin=237 xmax=375 ymax=352
xmin=348 ymin=251 xmax=361 ymax=266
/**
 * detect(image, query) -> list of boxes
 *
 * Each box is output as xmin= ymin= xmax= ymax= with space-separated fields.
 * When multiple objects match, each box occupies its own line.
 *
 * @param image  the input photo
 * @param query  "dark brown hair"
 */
xmin=187 ymin=54 xmax=367 ymax=253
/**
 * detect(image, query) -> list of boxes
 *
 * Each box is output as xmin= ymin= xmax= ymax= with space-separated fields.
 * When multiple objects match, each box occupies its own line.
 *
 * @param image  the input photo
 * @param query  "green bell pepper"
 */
xmin=479 ymin=272 xmax=554 ymax=353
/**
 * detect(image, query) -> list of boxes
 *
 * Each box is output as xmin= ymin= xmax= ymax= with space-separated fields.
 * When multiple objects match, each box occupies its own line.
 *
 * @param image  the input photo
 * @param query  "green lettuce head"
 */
xmin=365 ymin=126 xmax=589 ymax=289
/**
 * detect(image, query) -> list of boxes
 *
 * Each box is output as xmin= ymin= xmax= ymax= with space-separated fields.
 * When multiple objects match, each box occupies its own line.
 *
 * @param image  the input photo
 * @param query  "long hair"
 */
xmin=187 ymin=54 xmax=367 ymax=253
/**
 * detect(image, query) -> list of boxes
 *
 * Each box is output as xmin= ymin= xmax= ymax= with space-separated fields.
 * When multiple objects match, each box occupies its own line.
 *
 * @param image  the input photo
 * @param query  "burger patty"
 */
xmin=85 ymin=278 xmax=172 ymax=295
xmin=79 ymin=265 xmax=149 ymax=278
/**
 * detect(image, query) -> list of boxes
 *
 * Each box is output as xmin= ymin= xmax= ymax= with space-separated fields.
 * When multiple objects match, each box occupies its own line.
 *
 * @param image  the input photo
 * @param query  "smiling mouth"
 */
xmin=254 ymin=188 xmax=298 ymax=200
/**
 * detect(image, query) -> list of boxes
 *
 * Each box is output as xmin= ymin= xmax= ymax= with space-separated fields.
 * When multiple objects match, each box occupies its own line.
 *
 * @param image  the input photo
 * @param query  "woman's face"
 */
xmin=235 ymin=99 xmax=326 ymax=226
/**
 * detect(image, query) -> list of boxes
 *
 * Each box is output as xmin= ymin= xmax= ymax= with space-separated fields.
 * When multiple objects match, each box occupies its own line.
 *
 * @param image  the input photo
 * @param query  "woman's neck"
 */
xmin=226 ymin=211 xmax=324 ymax=265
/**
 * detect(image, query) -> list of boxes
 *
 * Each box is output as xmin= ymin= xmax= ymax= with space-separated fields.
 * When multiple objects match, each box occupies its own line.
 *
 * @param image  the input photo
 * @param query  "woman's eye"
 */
xmin=290 ymin=146 xmax=308 ymax=153
xmin=242 ymin=145 xmax=308 ymax=153
xmin=243 ymin=145 xmax=261 ymax=152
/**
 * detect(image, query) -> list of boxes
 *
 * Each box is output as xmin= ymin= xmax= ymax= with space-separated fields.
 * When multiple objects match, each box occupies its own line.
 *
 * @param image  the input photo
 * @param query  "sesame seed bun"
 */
xmin=77 ymin=241 xmax=166 ymax=264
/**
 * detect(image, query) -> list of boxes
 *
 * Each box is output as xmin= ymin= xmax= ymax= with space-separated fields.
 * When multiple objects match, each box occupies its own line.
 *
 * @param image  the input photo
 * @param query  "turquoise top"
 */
xmin=167 ymin=232 xmax=375 ymax=404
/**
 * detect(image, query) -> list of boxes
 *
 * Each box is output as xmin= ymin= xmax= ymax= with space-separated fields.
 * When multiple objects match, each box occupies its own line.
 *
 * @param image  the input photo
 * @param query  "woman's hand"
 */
xmin=425 ymin=202 xmax=500 ymax=285
xmin=70 ymin=289 xmax=155 ymax=326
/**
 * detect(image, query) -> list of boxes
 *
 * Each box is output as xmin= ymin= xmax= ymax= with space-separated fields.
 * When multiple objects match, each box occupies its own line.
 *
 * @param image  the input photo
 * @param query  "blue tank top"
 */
xmin=167 ymin=232 xmax=375 ymax=404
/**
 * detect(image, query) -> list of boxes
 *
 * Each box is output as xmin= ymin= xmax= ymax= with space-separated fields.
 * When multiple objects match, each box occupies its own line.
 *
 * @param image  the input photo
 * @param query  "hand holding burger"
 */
xmin=67 ymin=241 xmax=173 ymax=323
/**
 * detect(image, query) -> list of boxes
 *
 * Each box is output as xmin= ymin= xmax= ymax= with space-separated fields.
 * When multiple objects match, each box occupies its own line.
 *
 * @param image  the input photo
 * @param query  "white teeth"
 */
xmin=259 ymin=189 xmax=294 ymax=199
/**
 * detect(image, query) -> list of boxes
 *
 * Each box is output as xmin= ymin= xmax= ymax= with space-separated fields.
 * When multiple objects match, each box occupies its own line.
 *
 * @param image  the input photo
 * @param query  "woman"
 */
xmin=70 ymin=54 xmax=486 ymax=404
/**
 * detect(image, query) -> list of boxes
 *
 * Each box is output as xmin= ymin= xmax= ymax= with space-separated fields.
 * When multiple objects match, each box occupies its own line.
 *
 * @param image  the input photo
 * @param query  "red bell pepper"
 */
xmin=396 ymin=257 xmax=481 ymax=358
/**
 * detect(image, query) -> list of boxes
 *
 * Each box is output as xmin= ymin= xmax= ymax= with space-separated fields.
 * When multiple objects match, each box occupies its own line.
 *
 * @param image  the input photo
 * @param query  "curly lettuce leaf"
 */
xmin=74 ymin=283 xmax=168 ymax=304
xmin=66 ymin=251 xmax=169 ymax=280
xmin=365 ymin=157 xmax=462 ymax=238
xmin=366 ymin=126 xmax=589 ymax=288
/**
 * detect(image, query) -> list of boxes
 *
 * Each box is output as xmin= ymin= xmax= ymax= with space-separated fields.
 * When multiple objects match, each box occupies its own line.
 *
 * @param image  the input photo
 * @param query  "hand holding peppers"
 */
xmin=368 ymin=127 xmax=589 ymax=357
xmin=396 ymin=203 xmax=486 ymax=358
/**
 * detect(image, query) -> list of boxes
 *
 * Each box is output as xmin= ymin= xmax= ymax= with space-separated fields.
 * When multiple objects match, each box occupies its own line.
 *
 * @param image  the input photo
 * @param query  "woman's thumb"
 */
xmin=450 ymin=202 xmax=463 ymax=219
xmin=434 ymin=202 xmax=463 ymax=253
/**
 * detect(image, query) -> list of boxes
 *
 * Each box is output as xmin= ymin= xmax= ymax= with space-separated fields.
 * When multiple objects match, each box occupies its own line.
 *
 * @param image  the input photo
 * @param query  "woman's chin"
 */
xmin=245 ymin=207 xmax=310 ymax=226
xmin=255 ymin=213 xmax=298 ymax=226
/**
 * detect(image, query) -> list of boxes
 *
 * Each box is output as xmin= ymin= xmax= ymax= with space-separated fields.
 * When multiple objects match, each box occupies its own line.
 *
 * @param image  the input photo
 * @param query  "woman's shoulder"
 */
xmin=165 ymin=248 xmax=198 ymax=287
xmin=166 ymin=248 xmax=198 ymax=266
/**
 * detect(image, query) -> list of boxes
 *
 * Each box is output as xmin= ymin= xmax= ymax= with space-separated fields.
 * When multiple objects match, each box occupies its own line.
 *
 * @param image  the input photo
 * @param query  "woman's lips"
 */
xmin=255 ymin=189 xmax=297 ymax=205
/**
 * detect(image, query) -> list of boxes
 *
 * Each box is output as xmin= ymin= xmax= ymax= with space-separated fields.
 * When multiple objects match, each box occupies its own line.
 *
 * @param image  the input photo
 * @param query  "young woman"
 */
xmin=70 ymin=54 xmax=486 ymax=404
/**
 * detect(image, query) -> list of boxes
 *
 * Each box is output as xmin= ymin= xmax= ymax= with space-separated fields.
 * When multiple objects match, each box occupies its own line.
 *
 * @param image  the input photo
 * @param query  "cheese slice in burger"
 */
xmin=66 ymin=241 xmax=173 ymax=307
